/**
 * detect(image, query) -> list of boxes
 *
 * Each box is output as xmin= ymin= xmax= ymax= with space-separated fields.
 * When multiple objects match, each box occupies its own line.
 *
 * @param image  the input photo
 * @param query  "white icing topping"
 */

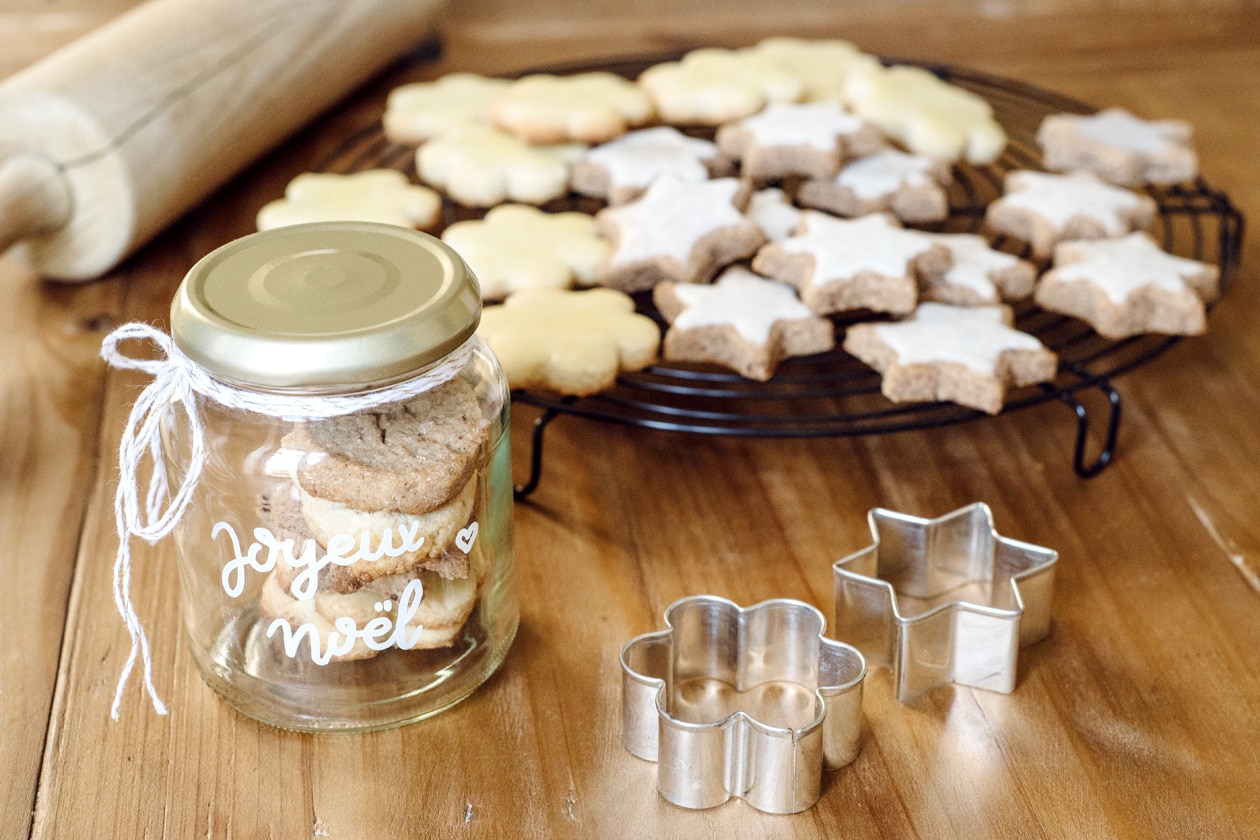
xmin=605 ymin=176 xmax=747 ymax=264
xmin=1001 ymin=171 xmax=1145 ymax=234
xmin=781 ymin=212 xmax=934 ymax=284
xmin=1052 ymin=232 xmax=1212 ymax=303
xmin=1072 ymin=108 xmax=1179 ymax=154
xmin=837 ymin=149 xmax=938 ymax=199
xmin=584 ymin=126 xmax=717 ymax=191
xmin=930 ymin=233 xmax=1021 ymax=298
xmin=733 ymin=101 xmax=867 ymax=151
xmin=672 ymin=266 xmax=817 ymax=343
xmin=746 ymin=188 xmax=801 ymax=242
xmin=872 ymin=303 xmax=1044 ymax=375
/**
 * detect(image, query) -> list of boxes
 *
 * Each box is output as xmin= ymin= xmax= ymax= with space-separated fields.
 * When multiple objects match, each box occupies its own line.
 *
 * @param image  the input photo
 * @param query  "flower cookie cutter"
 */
xmin=833 ymin=503 xmax=1057 ymax=702
xmin=620 ymin=596 xmax=866 ymax=814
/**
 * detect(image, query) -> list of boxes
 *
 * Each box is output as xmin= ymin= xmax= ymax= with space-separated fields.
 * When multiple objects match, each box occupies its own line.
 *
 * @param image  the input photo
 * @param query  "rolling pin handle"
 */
xmin=0 ymin=152 xmax=72 ymax=255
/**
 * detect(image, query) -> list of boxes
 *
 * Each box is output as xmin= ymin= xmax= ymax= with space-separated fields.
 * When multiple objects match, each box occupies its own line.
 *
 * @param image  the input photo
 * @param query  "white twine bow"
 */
xmin=101 ymin=322 xmax=471 ymax=719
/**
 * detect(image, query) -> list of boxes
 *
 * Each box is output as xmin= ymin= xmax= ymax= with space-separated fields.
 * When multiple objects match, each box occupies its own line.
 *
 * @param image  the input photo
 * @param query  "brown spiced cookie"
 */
xmin=1037 ymin=108 xmax=1197 ymax=187
xmin=920 ymin=233 xmax=1037 ymax=305
xmin=293 ymin=376 xmax=488 ymax=515
xmin=654 ymin=266 xmax=835 ymax=380
xmin=752 ymin=211 xmax=950 ymax=316
xmin=714 ymin=101 xmax=885 ymax=181
xmin=570 ymin=126 xmax=734 ymax=205
xmin=843 ymin=302 xmax=1058 ymax=415
xmin=796 ymin=149 xmax=951 ymax=224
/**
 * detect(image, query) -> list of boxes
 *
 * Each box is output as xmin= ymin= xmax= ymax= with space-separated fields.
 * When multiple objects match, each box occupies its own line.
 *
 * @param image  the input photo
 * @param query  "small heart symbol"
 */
xmin=455 ymin=522 xmax=479 ymax=553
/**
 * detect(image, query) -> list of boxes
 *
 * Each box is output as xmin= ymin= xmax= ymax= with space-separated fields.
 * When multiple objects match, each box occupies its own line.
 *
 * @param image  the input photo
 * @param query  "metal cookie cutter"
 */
xmin=833 ymin=503 xmax=1057 ymax=703
xmin=620 ymin=596 xmax=866 ymax=814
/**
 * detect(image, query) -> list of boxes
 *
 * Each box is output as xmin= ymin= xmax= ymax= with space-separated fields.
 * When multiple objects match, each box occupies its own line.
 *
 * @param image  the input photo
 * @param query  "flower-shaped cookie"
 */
xmin=416 ymin=125 xmax=582 ymax=207
xmin=715 ymin=101 xmax=886 ymax=181
xmin=637 ymin=47 xmax=804 ymax=125
xmin=921 ymin=233 xmax=1037 ymax=305
xmin=255 ymin=170 xmax=441 ymax=232
xmin=654 ymin=266 xmax=835 ymax=381
xmin=1035 ymin=232 xmax=1220 ymax=338
xmin=842 ymin=302 xmax=1058 ymax=414
xmin=476 ymin=287 xmax=660 ymax=395
xmin=441 ymin=204 xmax=612 ymax=300
xmin=621 ymin=596 xmax=866 ymax=814
xmin=570 ymin=126 xmax=731 ymax=205
xmin=752 ymin=211 xmax=950 ymax=316
xmin=742 ymin=36 xmax=883 ymax=103
xmin=595 ymin=176 xmax=766 ymax=292
xmin=985 ymin=170 xmax=1157 ymax=257
xmin=383 ymin=73 xmax=512 ymax=143
xmin=843 ymin=63 xmax=1006 ymax=164
xmin=797 ymin=149 xmax=951 ymax=223
xmin=833 ymin=503 xmax=1057 ymax=702
xmin=1038 ymin=107 xmax=1198 ymax=187
xmin=490 ymin=72 xmax=654 ymax=144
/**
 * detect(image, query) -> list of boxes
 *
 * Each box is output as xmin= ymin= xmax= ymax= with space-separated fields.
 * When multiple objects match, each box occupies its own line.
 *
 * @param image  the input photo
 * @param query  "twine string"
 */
xmin=101 ymin=322 xmax=469 ymax=718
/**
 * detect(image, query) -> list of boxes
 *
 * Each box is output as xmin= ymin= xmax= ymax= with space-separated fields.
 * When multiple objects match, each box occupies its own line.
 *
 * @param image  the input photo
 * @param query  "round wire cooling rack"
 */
xmin=315 ymin=55 xmax=1244 ymax=498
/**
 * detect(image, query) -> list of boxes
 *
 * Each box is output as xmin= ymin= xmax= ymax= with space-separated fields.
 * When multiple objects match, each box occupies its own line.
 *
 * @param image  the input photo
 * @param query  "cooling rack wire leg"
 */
xmin=1046 ymin=374 xmax=1123 ymax=478
xmin=513 ymin=405 xmax=565 ymax=500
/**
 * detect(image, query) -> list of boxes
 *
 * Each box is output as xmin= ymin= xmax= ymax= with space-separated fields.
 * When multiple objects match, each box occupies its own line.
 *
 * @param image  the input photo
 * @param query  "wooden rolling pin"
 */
xmin=0 ymin=0 xmax=448 ymax=281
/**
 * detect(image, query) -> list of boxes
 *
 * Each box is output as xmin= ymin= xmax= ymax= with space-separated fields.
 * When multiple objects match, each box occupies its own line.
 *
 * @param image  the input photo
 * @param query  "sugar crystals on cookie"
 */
xmin=1035 ymin=232 xmax=1219 ymax=338
xmin=843 ymin=302 xmax=1058 ymax=414
xmin=1038 ymin=107 xmax=1198 ymax=187
xmin=653 ymin=266 xmax=835 ymax=380
xmin=752 ymin=211 xmax=950 ymax=316
xmin=595 ymin=176 xmax=766 ymax=292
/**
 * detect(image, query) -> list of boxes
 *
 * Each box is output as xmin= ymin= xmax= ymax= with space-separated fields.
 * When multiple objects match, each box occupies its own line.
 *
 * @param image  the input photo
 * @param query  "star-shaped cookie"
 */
xmin=1035 ymin=232 xmax=1220 ymax=338
xmin=1038 ymin=107 xmax=1198 ymax=186
xmin=595 ymin=176 xmax=766 ymax=292
xmin=490 ymin=72 xmax=655 ymax=144
xmin=752 ymin=211 xmax=949 ymax=316
xmin=842 ymin=302 xmax=1058 ymax=414
xmin=834 ymin=503 xmax=1057 ymax=701
xmin=441 ymin=204 xmax=612 ymax=300
xmin=843 ymin=63 xmax=1007 ymax=164
xmin=476 ymin=287 xmax=660 ymax=395
xmin=715 ymin=101 xmax=885 ymax=181
xmin=255 ymin=170 xmax=441 ymax=232
xmin=416 ymin=125 xmax=582 ymax=207
xmin=985 ymin=170 xmax=1158 ymax=257
xmin=570 ymin=126 xmax=731 ymax=205
xmin=920 ymin=233 xmax=1037 ymax=305
xmin=653 ymin=266 xmax=835 ymax=380
xmin=797 ymin=149 xmax=950 ymax=223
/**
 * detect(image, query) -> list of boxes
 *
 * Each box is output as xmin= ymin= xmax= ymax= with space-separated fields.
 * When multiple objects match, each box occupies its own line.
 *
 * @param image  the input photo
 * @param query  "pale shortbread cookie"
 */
xmin=985 ymin=170 xmax=1157 ymax=258
xmin=298 ymin=478 xmax=477 ymax=587
xmin=741 ymin=37 xmax=883 ymax=103
xmin=797 ymin=149 xmax=950 ymax=223
xmin=746 ymin=188 xmax=802 ymax=243
xmin=293 ymin=377 xmax=488 ymax=515
xmin=570 ymin=126 xmax=732 ymax=205
xmin=259 ymin=572 xmax=380 ymax=662
xmin=843 ymin=63 xmax=1006 ymax=164
xmin=416 ymin=124 xmax=584 ymax=207
xmin=1038 ymin=108 xmax=1198 ymax=187
xmin=477 ymin=287 xmax=660 ymax=395
xmin=441 ymin=204 xmax=611 ymax=300
xmin=256 ymin=170 xmax=441 ymax=232
xmin=490 ymin=72 xmax=654 ymax=145
xmin=654 ymin=266 xmax=835 ymax=381
xmin=920 ymin=233 xmax=1037 ymax=305
xmin=595 ymin=176 xmax=766 ymax=292
xmin=1035 ymin=232 xmax=1219 ymax=339
xmin=383 ymin=73 xmax=513 ymax=144
xmin=715 ymin=101 xmax=886 ymax=181
xmin=844 ymin=302 xmax=1058 ymax=414
xmin=637 ymin=47 xmax=804 ymax=126
xmin=752 ymin=211 xmax=950 ymax=316
xmin=314 ymin=567 xmax=479 ymax=650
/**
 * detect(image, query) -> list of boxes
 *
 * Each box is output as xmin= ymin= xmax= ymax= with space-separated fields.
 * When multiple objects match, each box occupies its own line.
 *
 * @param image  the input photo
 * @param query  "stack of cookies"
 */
xmin=259 ymin=377 xmax=490 ymax=663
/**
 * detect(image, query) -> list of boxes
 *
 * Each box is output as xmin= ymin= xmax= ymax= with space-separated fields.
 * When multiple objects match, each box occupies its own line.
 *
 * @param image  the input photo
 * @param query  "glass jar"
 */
xmin=162 ymin=222 xmax=516 ymax=732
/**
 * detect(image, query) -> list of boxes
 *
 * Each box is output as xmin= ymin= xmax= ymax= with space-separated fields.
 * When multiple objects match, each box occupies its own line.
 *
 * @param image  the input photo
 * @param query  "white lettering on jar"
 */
xmin=265 ymin=578 xmax=427 ymax=665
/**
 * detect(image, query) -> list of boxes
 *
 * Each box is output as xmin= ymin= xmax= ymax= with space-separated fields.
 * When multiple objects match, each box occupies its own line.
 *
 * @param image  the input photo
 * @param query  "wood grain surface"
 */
xmin=2 ymin=2 xmax=1258 ymax=838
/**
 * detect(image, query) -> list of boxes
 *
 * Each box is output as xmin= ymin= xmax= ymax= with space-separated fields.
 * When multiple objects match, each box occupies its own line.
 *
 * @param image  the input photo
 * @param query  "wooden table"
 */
xmin=4 ymin=2 xmax=1258 ymax=837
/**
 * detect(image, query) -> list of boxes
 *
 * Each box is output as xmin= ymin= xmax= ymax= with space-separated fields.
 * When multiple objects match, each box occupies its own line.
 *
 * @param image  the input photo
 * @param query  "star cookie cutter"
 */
xmin=833 ymin=503 xmax=1057 ymax=702
xmin=620 ymin=596 xmax=866 ymax=814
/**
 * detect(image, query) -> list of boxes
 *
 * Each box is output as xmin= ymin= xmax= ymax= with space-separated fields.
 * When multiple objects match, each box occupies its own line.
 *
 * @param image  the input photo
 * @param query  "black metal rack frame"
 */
xmin=316 ymin=55 xmax=1245 ymax=499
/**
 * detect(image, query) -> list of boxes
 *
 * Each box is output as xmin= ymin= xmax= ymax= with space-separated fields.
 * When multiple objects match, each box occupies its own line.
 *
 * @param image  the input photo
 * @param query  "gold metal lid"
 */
xmin=170 ymin=222 xmax=480 ymax=392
